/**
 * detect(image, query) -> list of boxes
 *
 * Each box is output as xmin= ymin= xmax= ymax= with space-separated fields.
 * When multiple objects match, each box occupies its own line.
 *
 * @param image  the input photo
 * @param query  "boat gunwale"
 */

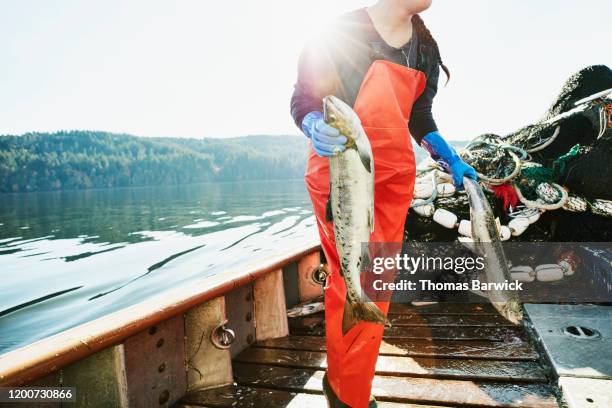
xmin=0 ymin=240 xmax=320 ymax=386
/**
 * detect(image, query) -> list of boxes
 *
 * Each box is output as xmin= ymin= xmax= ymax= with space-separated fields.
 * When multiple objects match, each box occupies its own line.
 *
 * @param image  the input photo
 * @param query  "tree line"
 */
xmin=0 ymin=131 xmax=310 ymax=193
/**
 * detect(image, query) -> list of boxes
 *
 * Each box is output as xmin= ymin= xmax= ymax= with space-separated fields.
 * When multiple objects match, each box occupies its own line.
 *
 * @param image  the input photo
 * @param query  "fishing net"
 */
xmin=407 ymin=65 xmax=612 ymax=243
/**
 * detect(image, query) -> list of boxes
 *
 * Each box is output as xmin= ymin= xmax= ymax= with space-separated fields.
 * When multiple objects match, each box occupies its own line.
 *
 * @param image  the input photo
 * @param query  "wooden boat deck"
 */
xmin=176 ymin=303 xmax=561 ymax=407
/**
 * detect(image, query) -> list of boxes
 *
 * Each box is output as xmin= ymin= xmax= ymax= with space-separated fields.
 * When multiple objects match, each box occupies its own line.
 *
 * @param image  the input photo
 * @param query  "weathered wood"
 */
xmin=254 ymin=336 xmax=538 ymax=360
xmin=176 ymin=384 xmax=423 ymax=408
xmin=290 ymin=323 xmax=524 ymax=341
xmin=225 ymin=284 xmax=256 ymax=359
xmin=0 ymin=243 xmax=319 ymax=387
xmin=24 ymin=372 xmax=64 ymax=408
xmin=253 ymin=268 xmax=289 ymax=340
xmin=288 ymin=315 xmax=325 ymax=333
xmin=290 ymin=312 xmax=515 ymax=327
xmin=184 ymin=297 xmax=233 ymax=391
xmin=232 ymin=364 xmax=559 ymax=408
xmin=297 ymin=252 xmax=323 ymax=302
xmin=282 ymin=262 xmax=301 ymax=308
xmin=123 ymin=314 xmax=186 ymax=408
xmin=389 ymin=302 xmax=499 ymax=315
xmin=62 ymin=345 xmax=129 ymax=407
xmin=234 ymin=348 xmax=546 ymax=382
xmin=389 ymin=313 xmax=515 ymax=326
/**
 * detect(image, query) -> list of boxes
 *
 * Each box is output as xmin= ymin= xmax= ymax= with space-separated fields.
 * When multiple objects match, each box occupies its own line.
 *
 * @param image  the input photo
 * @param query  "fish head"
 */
xmin=323 ymin=95 xmax=360 ymax=148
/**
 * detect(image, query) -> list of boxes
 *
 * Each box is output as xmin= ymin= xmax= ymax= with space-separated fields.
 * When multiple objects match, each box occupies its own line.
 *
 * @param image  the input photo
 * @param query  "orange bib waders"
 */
xmin=305 ymin=60 xmax=426 ymax=408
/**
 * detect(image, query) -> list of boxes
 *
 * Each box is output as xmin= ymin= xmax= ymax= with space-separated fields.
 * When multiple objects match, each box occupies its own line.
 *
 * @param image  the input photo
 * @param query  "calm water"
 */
xmin=0 ymin=180 xmax=317 ymax=353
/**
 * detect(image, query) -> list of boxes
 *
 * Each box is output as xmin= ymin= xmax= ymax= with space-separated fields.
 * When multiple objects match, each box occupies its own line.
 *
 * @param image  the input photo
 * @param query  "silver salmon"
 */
xmin=323 ymin=95 xmax=388 ymax=335
xmin=463 ymin=177 xmax=523 ymax=324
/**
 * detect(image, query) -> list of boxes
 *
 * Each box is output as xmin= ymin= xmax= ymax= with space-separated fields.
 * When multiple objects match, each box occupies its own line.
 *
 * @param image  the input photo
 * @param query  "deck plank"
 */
xmin=388 ymin=302 xmax=499 ymax=315
xmin=180 ymin=301 xmax=559 ymax=407
xmin=232 ymin=364 xmax=559 ymax=408
xmin=175 ymin=384 xmax=433 ymax=407
xmin=254 ymin=336 xmax=539 ymax=360
xmin=235 ymin=348 xmax=546 ymax=382
xmin=390 ymin=313 xmax=514 ymax=326
xmin=290 ymin=312 xmax=516 ymax=327
xmin=290 ymin=323 xmax=524 ymax=341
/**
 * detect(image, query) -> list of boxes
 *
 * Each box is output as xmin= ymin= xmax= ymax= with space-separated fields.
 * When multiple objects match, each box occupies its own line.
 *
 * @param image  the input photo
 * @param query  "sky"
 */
xmin=0 ymin=0 xmax=610 ymax=140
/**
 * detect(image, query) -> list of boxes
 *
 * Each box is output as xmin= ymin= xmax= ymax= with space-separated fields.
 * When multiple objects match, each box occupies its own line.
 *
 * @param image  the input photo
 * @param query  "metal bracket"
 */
xmin=210 ymin=320 xmax=235 ymax=350
xmin=312 ymin=264 xmax=329 ymax=286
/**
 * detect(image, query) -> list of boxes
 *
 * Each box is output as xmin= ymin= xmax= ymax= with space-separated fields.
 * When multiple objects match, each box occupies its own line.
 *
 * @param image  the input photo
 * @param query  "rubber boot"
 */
xmin=322 ymin=373 xmax=377 ymax=408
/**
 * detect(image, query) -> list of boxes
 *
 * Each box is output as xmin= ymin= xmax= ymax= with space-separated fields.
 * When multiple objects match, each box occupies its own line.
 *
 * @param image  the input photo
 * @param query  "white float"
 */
xmin=499 ymin=225 xmax=511 ymax=241
xmin=527 ymin=211 xmax=541 ymax=224
xmin=436 ymin=183 xmax=456 ymax=198
xmin=510 ymin=265 xmax=536 ymax=283
xmin=433 ymin=209 xmax=458 ymax=229
xmin=591 ymin=199 xmax=612 ymax=218
xmin=535 ymin=264 xmax=564 ymax=282
xmin=458 ymin=220 xmax=472 ymax=237
xmin=413 ymin=204 xmax=435 ymax=218
xmin=414 ymin=183 xmax=434 ymax=199
xmin=563 ymin=195 xmax=588 ymax=212
xmin=437 ymin=172 xmax=453 ymax=183
xmin=508 ymin=217 xmax=530 ymax=237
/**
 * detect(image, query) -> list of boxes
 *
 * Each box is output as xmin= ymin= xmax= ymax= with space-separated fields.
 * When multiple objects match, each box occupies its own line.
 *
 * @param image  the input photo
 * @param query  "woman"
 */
xmin=290 ymin=1 xmax=476 ymax=406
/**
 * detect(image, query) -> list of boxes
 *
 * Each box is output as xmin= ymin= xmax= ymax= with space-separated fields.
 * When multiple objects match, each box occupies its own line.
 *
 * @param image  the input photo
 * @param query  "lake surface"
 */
xmin=0 ymin=180 xmax=317 ymax=354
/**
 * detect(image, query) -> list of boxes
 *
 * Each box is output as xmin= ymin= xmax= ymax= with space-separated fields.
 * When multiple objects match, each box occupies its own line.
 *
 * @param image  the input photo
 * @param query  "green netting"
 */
xmin=553 ymin=144 xmax=582 ymax=178
xmin=517 ymin=165 xmax=555 ymax=200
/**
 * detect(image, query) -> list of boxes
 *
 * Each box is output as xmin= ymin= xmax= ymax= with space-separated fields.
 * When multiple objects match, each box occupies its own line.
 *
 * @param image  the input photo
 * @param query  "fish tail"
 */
xmin=342 ymin=295 xmax=390 ymax=335
xmin=492 ymin=300 xmax=523 ymax=325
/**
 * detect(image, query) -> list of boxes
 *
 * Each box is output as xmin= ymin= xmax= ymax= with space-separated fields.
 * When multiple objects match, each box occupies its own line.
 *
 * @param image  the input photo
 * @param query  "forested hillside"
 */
xmin=0 ymin=131 xmax=467 ymax=193
xmin=0 ymin=131 xmax=309 ymax=193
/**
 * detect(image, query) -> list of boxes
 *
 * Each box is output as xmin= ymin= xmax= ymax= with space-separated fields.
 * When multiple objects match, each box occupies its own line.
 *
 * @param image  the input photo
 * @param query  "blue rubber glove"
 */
xmin=301 ymin=111 xmax=347 ymax=157
xmin=422 ymin=131 xmax=477 ymax=189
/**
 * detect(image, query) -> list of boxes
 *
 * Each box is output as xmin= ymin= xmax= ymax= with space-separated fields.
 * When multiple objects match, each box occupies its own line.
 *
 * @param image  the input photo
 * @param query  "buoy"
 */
xmin=535 ymin=264 xmax=564 ymax=282
xmin=437 ymin=172 xmax=453 ymax=183
xmin=413 ymin=204 xmax=435 ymax=217
xmin=436 ymin=183 xmax=456 ymax=197
xmin=527 ymin=211 xmax=541 ymax=224
xmin=510 ymin=265 xmax=535 ymax=282
xmin=536 ymin=183 xmax=562 ymax=204
xmin=499 ymin=225 xmax=511 ymax=241
xmin=591 ymin=199 xmax=612 ymax=218
xmin=433 ymin=209 xmax=458 ymax=229
xmin=508 ymin=217 xmax=529 ymax=236
xmin=414 ymin=183 xmax=434 ymax=199
xmin=563 ymin=195 xmax=587 ymax=212
xmin=458 ymin=220 xmax=472 ymax=237
xmin=559 ymin=260 xmax=575 ymax=276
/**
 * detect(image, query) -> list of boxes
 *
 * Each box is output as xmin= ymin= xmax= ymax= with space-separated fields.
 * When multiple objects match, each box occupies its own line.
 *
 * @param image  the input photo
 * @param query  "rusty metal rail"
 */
xmin=0 ymin=240 xmax=320 ymax=386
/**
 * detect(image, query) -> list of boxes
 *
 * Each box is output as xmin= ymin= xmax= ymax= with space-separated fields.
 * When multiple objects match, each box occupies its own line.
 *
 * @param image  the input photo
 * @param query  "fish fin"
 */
xmin=341 ymin=295 xmax=389 ymax=335
xmin=360 ymin=245 xmax=372 ymax=271
xmin=342 ymin=295 xmax=361 ymax=335
xmin=325 ymin=190 xmax=333 ymax=223
xmin=355 ymin=136 xmax=373 ymax=173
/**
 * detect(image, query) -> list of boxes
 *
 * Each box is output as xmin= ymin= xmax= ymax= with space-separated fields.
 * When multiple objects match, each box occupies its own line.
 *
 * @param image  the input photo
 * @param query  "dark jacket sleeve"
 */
xmin=290 ymin=39 xmax=337 ymax=130
xmin=409 ymin=57 xmax=440 ymax=144
xmin=290 ymin=64 xmax=323 ymax=129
